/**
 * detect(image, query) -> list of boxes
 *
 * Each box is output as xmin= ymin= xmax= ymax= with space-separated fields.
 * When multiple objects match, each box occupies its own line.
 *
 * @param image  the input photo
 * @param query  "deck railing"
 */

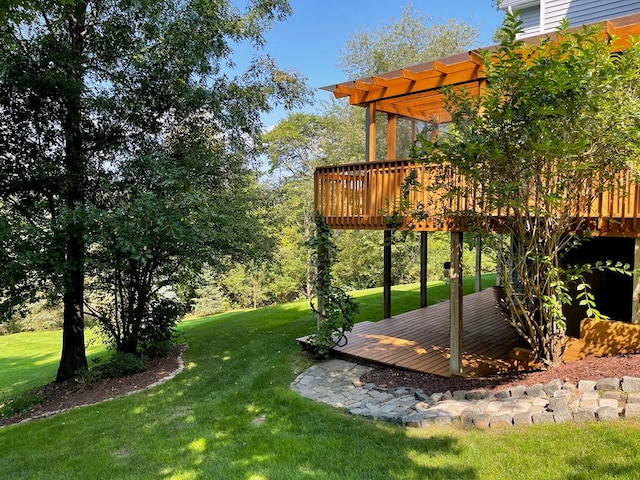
xmin=314 ymin=159 xmax=640 ymax=236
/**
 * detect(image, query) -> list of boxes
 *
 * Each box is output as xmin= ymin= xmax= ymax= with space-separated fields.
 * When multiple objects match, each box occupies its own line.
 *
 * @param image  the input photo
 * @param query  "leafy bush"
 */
xmin=138 ymin=298 xmax=183 ymax=357
xmin=94 ymin=352 xmax=148 ymax=379
xmin=0 ymin=388 xmax=48 ymax=418
xmin=90 ymin=291 xmax=184 ymax=357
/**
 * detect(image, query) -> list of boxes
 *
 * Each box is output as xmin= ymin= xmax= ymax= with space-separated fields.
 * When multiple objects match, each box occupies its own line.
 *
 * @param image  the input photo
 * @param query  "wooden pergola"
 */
xmin=324 ymin=12 xmax=640 ymax=117
xmin=316 ymin=13 xmax=640 ymax=376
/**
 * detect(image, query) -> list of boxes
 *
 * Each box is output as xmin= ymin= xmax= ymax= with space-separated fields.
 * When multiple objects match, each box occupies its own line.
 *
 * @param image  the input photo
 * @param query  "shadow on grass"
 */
xmin=141 ymin=381 xmax=478 ymax=480
xmin=0 ymin=280 xmax=487 ymax=478
xmin=564 ymin=428 xmax=640 ymax=480
xmin=129 ymin=312 xmax=478 ymax=479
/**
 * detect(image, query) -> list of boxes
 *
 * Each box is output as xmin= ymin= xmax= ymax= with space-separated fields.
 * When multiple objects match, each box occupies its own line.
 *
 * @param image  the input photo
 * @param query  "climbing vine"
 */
xmin=308 ymin=215 xmax=359 ymax=357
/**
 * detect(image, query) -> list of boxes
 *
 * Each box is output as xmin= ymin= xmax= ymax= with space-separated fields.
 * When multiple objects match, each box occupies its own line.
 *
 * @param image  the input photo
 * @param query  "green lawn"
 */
xmin=1 ymin=277 xmax=640 ymax=479
xmin=0 ymin=329 xmax=106 ymax=400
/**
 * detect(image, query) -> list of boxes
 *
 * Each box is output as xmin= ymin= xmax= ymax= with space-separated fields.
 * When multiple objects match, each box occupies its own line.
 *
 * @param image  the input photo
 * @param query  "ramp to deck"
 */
xmin=331 ymin=288 xmax=526 ymax=377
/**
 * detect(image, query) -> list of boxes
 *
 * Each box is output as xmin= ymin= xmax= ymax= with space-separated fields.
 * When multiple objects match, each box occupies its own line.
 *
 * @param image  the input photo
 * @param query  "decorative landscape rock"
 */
xmin=513 ymin=411 xmax=533 ymax=426
xmin=466 ymin=389 xmax=486 ymax=401
xmin=597 ymin=406 xmax=619 ymax=421
xmin=578 ymin=380 xmax=597 ymax=391
xmin=548 ymin=397 xmax=568 ymax=412
xmin=510 ymin=385 xmax=527 ymax=398
xmin=543 ymin=379 xmax=563 ymax=395
xmin=622 ymin=376 xmax=640 ymax=393
xmin=495 ymin=389 xmax=510 ymax=400
xmin=489 ymin=414 xmax=513 ymax=428
xmin=532 ymin=412 xmax=555 ymax=424
xmin=472 ymin=413 xmax=491 ymax=429
xmin=525 ymin=383 xmax=544 ymax=397
xmin=599 ymin=398 xmax=619 ymax=409
xmin=552 ymin=408 xmax=573 ymax=424
xmin=453 ymin=390 xmax=467 ymax=400
xmin=627 ymin=392 xmax=640 ymax=404
xmin=596 ymin=377 xmax=620 ymax=391
xmin=573 ymin=410 xmax=596 ymax=423
xmin=430 ymin=392 xmax=444 ymax=402
xmin=624 ymin=403 xmax=640 ymax=418
xmin=290 ymin=359 xmax=640 ymax=430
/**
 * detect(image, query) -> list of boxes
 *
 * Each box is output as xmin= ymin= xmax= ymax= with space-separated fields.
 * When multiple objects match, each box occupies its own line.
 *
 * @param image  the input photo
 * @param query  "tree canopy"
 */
xmin=0 ymin=0 xmax=309 ymax=380
xmin=338 ymin=3 xmax=480 ymax=79
xmin=255 ymin=9 xmax=485 ymax=308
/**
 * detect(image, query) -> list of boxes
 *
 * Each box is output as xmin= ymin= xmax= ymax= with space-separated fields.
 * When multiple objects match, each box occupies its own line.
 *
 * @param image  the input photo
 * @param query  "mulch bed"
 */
xmin=0 ymin=345 xmax=185 ymax=427
xmin=361 ymin=353 xmax=640 ymax=395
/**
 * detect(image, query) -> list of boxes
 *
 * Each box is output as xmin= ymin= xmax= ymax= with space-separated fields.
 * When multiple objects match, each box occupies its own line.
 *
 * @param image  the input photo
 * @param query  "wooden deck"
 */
xmin=315 ymin=159 xmax=640 ymax=236
xmin=330 ymin=288 xmax=527 ymax=377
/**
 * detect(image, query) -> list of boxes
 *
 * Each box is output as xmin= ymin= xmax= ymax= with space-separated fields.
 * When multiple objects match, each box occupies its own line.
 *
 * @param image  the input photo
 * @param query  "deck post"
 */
xmin=496 ymin=234 xmax=503 ymax=286
xmin=316 ymin=225 xmax=328 ymax=331
xmin=450 ymin=231 xmax=464 ymax=375
xmin=475 ymin=234 xmax=482 ymax=292
xmin=365 ymin=104 xmax=377 ymax=162
xmin=387 ymin=113 xmax=397 ymax=160
xmin=633 ymin=238 xmax=640 ymax=324
xmin=384 ymin=230 xmax=392 ymax=319
xmin=420 ymin=232 xmax=428 ymax=308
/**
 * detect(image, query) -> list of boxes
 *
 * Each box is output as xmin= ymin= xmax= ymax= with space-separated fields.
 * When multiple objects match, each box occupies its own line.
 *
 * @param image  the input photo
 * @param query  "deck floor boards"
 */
xmin=330 ymin=288 xmax=526 ymax=377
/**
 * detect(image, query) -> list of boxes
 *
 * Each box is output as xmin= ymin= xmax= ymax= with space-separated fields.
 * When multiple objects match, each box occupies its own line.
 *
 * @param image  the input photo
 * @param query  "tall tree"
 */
xmin=338 ymin=3 xmax=480 ymax=79
xmin=0 ymin=0 xmax=308 ymax=380
xmin=87 ymin=120 xmax=272 ymax=355
xmin=263 ymin=113 xmax=335 ymax=299
xmin=327 ymin=5 xmax=481 ymax=289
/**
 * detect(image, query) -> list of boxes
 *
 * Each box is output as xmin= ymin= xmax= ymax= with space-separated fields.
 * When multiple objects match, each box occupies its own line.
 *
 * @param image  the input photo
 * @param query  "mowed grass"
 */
xmin=1 ymin=276 xmax=640 ymax=479
xmin=0 ymin=329 xmax=107 ymax=400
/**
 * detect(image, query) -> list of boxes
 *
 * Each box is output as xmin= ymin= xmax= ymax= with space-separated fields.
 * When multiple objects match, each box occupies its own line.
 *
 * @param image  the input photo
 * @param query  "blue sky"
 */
xmin=239 ymin=1 xmax=506 ymax=127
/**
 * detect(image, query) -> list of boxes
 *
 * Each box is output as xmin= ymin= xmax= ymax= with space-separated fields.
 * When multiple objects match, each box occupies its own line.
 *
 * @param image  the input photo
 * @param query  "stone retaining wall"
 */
xmin=291 ymin=359 xmax=640 ymax=429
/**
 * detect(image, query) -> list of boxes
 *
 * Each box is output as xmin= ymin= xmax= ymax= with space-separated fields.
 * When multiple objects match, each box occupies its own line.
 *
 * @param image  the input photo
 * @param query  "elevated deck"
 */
xmin=315 ymin=160 xmax=640 ymax=236
xmin=325 ymin=288 xmax=527 ymax=377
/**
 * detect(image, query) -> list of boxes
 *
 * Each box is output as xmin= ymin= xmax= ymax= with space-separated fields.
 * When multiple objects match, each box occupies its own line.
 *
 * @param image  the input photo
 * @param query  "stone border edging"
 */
xmin=291 ymin=359 xmax=640 ymax=428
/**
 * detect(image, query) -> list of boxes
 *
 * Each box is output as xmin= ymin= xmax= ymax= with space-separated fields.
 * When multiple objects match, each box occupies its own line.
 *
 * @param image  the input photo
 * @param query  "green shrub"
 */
xmin=94 ymin=352 xmax=148 ymax=379
xmin=139 ymin=298 xmax=183 ymax=357
xmin=0 ymin=388 xmax=48 ymax=417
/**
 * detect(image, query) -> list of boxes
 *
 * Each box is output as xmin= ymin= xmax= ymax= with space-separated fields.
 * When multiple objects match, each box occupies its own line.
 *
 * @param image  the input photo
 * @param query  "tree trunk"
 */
xmin=304 ymin=205 xmax=314 ymax=299
xmin=56 ymin=1 xmax=88 ymax=381
xmin=57 ymin=267 xmax=88 ymax=380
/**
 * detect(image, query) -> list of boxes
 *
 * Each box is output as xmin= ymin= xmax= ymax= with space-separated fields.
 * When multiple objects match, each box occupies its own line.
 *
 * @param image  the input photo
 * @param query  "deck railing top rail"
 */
xmin=315 ymin=159 xmax=640 ymax=236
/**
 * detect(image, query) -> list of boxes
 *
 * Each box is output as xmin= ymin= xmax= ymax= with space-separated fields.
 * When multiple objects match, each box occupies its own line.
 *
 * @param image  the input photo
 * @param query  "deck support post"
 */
xmin=316 ymin=224 xmax=328 ymax=331
xmin=450 ymin=232 xmax=464 ymax=375
xmin=475 ymin=234 xmax=482 ymax=292
xmin=420 ymin=232 xmax=428 ymax=308
xmin=633 ymin=238 xmax=640 ymax=324
xmin=496 ymin=234 xmax=503 ymax=286
xmin=384 ymin=230 xmax=392 ymax=319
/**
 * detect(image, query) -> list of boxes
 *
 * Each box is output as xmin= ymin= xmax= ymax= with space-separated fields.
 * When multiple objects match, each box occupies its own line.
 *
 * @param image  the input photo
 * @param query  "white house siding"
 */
xmin=545 ymin=0 xmax=640 ymax=32
xmin=501 ymin=0 xmax=640 ymax=37
xmin=500 ymin=0 xmax=540 ymax=9
xmin=519 ymin=6 xmax=542 ymax=35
